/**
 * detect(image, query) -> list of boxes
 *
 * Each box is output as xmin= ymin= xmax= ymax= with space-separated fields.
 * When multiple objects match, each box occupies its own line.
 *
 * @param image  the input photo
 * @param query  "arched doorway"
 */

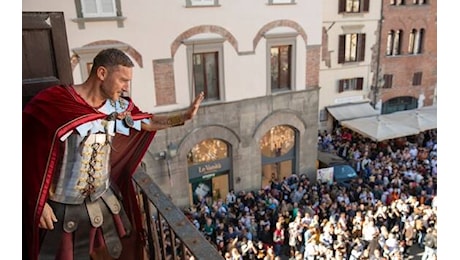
xmin=187 ymin=138 xmax=232 ymax=205
xmin=382 ymin=96 xmax=417 ymax=114
xmin=259 ymin=125 xmax=297 ymax=187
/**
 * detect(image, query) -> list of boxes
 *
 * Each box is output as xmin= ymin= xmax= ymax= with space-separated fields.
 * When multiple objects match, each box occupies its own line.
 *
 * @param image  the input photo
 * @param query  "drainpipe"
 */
xmin=373 ymin=0 xmax=384 ymax=110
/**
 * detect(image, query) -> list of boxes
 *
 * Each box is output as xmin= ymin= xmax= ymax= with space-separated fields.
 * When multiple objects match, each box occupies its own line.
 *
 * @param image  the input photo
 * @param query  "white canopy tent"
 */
xmin=326 ymin=101 xmax=380 ymax=122
xmin=341 ymin=106 xmax=437 ymax=142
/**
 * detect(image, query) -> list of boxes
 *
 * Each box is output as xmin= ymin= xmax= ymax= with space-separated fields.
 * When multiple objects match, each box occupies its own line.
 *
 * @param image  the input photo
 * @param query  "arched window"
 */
xmin=386 ymin=30 xmax=402 ymax=56
xmin=392 ymin=30 xmax=402 ymax=55
xmin=386 ymin=30 xmax=395 ymax=56
xmin=415 ymin=28 xmax=425 ymax=54
xmin=408 ymin=28 xmax=424 ymax=54
xmin=408 ymin=29 xmax=416 ymax=54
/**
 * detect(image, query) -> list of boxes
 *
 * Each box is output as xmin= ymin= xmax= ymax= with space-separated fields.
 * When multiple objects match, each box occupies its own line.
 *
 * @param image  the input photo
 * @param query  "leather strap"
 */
xmin=71 ymin=203 xmax=91 ymax=260
xmin=86 ymin=199 xmax=103 ymax=228
xmin=100 ymin=199 xmax=123 ymax=258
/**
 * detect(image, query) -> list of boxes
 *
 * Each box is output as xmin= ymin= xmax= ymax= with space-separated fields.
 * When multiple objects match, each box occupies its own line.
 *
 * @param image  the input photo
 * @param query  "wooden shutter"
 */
xmin=338 ymin=0 xmax=346 ymax=13
xmin=338 ymin=79 xmax=344 ymax=93
xmin=412 ymin=72 xmax=423 ymax=86
xmin=383 ymin=74 xmax=393 ymax=88
xmin=362 ymin=0 xmax=369 ymax=12
xmin=357 ymin=77 xmax=363 ymax=90
xmin=358 ymin=34 xmax=366 ymax=61
xmin=338 ymin=35 xmax=345 ymax=64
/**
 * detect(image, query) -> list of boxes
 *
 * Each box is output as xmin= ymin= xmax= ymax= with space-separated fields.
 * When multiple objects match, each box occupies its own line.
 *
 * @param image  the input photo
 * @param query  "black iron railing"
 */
xmin=132 ymin=168 xmax=224 ymax=260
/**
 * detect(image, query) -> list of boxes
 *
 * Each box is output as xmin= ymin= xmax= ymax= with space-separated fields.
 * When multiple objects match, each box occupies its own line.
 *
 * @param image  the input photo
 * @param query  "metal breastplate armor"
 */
xmin=49 ymin=133 xmax=111 ymax=204
xmin=42 ymin=132 xmax=130 ymax=259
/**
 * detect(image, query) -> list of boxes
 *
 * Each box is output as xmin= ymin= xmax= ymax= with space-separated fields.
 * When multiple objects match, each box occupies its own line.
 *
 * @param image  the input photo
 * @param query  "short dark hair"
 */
xmin=90 ymin=48 xmax=134 ymax=75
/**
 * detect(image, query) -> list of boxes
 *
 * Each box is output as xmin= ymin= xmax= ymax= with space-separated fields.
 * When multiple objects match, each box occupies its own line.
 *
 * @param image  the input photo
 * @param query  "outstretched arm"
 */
xmin=141 ymin=91 xmax=205 ymax=132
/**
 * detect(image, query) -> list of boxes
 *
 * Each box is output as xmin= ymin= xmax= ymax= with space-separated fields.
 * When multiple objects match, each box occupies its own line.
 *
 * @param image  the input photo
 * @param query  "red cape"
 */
xmin=23 ymin=85 xmax=156 ymax=259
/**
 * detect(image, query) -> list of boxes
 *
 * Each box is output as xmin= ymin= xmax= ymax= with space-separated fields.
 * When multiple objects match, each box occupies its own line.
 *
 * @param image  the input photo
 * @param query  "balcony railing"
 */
xmin=132 ymin=167 xmax=224 ymax=260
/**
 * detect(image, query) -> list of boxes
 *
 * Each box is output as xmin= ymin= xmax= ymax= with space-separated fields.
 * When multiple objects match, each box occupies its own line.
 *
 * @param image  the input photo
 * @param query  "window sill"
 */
xmin=267 ymin=0 xmax=296 ymax=5
xmin=271 ymin=88 xmax=292 ymax=94
xmin=385 ymin=53 xmax=423 ymax=58
xmin=71 ymin=16 xmax=126 ymax=29
xmin=185 ymin=4 xmax=221 ymax=8
xmin=340 ymin=12 xmax=367 ymax=17
xmin=267 ymin=3 xmax=297 ymax=6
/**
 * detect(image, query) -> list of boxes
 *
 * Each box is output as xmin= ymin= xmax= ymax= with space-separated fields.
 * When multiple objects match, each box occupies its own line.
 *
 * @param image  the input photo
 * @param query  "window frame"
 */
xmin=412 ymin=0 xmax=426 ymax=4
xmin=412 ymin=72 xmax=423 ymax=86
xmin=390 ymin=0 xmax=406 ymax=5
xmin=186 ymin=0 xmax=219 ymax=7
xmin=80 ymin=0 xmax=117 ymax=18
xmin=338 ymin=77 xmax=364 ymax=93
xmin=265 ymin=32 xmax=298 ymax=94
xmin=338 ymin=33 xmax=366 ymax=63
xmin=386 ymin=30 xmax=402 ymax=56
xmin=184 ymin=38 xmax=226 ymax=104
xmin=73 ymin=0 xmax=125 ymax=29
xmin=268 ymin=0 xmax=296 ymax=5
xmin=382 ymin=74 xmax=393 ymax=89
xmin=408 ymin=29 xmax=416 ymax=54
xmin=338 ymin=0 xmax=370 ymax=14
xmin=408 ymin=29 xmax=424 ymax=55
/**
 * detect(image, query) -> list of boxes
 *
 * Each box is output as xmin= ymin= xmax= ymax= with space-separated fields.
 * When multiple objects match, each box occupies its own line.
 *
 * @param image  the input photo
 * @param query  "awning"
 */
xmin=398 ymin=105 xmax=437 ymax=132
xmin=341 ymin=106 xmax=437 ymax=142
xmin=326 ymin=102 xmax=380 ymax=122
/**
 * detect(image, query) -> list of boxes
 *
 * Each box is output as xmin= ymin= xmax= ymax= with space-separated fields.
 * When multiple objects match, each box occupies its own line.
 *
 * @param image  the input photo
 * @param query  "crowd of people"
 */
xmin=184 ymin=128 xmax=437 ymax=260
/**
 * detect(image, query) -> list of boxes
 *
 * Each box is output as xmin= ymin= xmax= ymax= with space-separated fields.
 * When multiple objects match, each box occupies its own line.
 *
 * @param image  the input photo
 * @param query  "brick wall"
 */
xmin=153 ymin=59 xmax=176 ymax=105
xmin=379 ymin=1 xmax=437 ymax=106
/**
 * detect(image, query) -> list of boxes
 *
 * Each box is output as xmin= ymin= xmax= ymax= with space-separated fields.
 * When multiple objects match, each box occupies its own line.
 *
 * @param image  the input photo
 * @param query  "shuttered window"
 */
xmin=338 ymin=33 xmax=366 ymax=63
xmin=338 ymin=0 xmax=369 ymax=13
xmin=338 ymin=77 xmax=363 ymax=93
xmin=382 ymin=74 xmax=393 ymax=89
xmin=81 ymin=0 xmax=116 ymax=17
xmin=412 ymin=72 xmax=423 ymax=86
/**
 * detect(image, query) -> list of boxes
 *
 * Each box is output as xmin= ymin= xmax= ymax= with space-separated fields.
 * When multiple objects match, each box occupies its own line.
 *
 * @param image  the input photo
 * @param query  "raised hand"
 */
xmin=185 ymin=91 xmax=205 ymax=120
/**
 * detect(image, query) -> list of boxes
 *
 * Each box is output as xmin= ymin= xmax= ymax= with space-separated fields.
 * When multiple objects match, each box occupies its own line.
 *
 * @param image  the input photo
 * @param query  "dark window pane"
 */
xmin=204 ymin=52 xmax=219 ymax=99
xmin=271 ymin=45 xmax=291 ymax=90
xmin=270 ymin=47 xmax=280 ymax=89
xmin=193 ymin=52 xmax=219 ymax=100
xmin=193 ymin=54 xmax=205 ymax=94
xmin=279 ymin=45 xmax=291 ymax=89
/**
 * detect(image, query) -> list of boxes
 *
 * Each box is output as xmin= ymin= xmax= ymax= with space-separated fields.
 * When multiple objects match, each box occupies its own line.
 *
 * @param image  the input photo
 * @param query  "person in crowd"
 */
xmin=272 ymin=221 xmax=285 ymax=257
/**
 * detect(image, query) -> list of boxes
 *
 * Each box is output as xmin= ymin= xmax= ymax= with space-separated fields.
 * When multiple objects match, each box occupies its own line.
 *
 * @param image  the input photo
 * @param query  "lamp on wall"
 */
xmin=167 ymin=142 xmax=178 ymax=158
xmin=154 ymin=151 xmax=167 ymax=160
xmin=154 ymin=143 xmax=178 ymax=160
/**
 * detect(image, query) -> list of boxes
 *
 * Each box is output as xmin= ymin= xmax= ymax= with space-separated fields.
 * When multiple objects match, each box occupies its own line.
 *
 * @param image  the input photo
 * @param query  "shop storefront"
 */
xmin=259 ymin=125 xmax=298 ymax=187
xmin=187 ymin=139 xmax=232 ymax=205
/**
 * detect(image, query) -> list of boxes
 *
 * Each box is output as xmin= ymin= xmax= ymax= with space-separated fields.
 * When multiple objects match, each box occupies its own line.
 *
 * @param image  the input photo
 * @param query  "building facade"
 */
xmin=23 ymin=0 xmax=322 ymax=207
xmin=318 ymin=0 xmax=382 ymax=130
xmin=374 ymin=0 xmax=437 ymax=114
